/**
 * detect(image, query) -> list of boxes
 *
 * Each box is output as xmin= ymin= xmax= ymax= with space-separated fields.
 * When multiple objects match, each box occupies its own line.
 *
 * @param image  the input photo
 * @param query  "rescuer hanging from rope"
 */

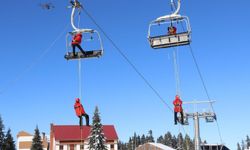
xmin=74 ymin=98 xmax=90 ymax=127
xmin=173 ymin=95 xmax=184 ymax=125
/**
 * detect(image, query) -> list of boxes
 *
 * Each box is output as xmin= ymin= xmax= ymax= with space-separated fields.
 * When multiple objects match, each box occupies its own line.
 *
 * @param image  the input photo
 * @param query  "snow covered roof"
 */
xmin=148 ymin=143 xmax=176 ymax=150
xmin=137 ymin=143 xmax=176 ymax=150
xmin=51 ymin=125 xmax=118 ymax=141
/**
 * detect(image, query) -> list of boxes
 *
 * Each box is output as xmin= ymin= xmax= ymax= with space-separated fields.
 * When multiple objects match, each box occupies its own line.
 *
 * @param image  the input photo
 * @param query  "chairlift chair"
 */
xmin=203 ymin=112 xmax=216 ymax=123
xmin=148 ymin=15 xmax=191 ymax=49
xmin=148 ymin=0 xmax=191 ymax=49
xmin=65 ymin=0 xmax=104 ymax=60
xmin=65 ymin=29 xmax=104 ymax=60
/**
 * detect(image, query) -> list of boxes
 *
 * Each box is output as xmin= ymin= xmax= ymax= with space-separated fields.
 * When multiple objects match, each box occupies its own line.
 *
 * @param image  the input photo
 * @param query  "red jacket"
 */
xmin=71 ymin=33 xmax=82 ymax=45
xmin=168 ymin=26 xmax=177 ymax=35
xmin=74 ymin=101 xmax=85 ymax=116
xmin=173 ymin=97 xmax=183 ymax=112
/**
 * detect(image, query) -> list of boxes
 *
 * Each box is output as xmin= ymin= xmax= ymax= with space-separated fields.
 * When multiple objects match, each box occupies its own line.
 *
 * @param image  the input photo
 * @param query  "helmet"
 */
xmin=175 ymin=95 xmax=180 ymax=99
xmin=75 ymin=98 xmax=80 ymax=102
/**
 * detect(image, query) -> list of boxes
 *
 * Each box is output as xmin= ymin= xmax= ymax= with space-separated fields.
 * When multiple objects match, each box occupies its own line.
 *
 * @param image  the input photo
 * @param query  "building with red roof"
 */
xmin=50 ymin=124 xmax=118 ymax=150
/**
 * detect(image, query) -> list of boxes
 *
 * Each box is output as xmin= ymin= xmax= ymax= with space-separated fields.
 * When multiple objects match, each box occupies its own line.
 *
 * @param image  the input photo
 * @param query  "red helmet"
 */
xmin=175 ymin=95 xmax=180 ymax=99
xmin=75 ymin=98 xmax=80 ymax=102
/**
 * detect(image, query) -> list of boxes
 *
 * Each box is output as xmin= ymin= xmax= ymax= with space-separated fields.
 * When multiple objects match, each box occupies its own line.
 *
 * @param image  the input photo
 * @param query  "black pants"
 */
xmin=79 ymin=114 xmax=89 ymax=126
xmin=72 ymin=44 xmax=85 ymax=56
xmin=174 ymin=111 xmax=184 ymax=125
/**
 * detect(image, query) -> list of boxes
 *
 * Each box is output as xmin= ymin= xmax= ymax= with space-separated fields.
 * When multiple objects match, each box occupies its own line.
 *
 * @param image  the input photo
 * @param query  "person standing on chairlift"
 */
xmin=71 ymin=32 xmax=86 ymax=57
xmin=168 ymin=26 xmax=177 ymax=35
xmin=173 ymin=95 xmax=184 ymax=125
xmin=74 ymin=98 xmax=90 ymax=127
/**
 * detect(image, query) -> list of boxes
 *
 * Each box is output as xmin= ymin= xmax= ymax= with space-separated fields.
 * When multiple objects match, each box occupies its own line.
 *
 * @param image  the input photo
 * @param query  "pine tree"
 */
xmin=177 ymin=133 xmax=184 ymax=149
xmin=146 ymin=130 xmax=154 ymax=143
xmin=136 ymin=135 xmax=141 ymax=147
xmin=31 ymin=126 xmax=43 ymax=150
xmin=157 ymin=135 xmax=164 ymax=144
xmin=141 ymin=134 xmax=146 ymax=145
xmin=237 ymin=143 xmax=241 ymax=150
xmin=3 ymin=128 xmax=16 ymax=150
xmin=246 ymin=135 xmax=250 ymax=149
xmin=164 ymin=132 xmax=173 ymax=147
xmin=172 ymin=135 xmax=177 ymax=149
xmin=183 ymin=134 xmax=193 ymax=150
xmin=88 ymin=106 xmax=107 ymax=150
xmin=0 ymin=115 xmax=5 ymax=150
xmin=241 ymin=140 xmax=245 ymax=150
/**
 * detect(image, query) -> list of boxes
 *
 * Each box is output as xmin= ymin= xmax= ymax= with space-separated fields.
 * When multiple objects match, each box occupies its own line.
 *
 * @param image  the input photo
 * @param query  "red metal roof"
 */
xmin=52 ymin=125 xmax=118 ymax=141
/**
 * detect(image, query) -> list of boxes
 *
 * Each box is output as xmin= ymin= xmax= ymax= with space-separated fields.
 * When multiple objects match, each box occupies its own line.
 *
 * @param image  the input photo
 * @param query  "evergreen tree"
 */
xmin=237 ymin=143 xmax=241 ymax=150
xmin=146 ymin=130 xmax=154 ymax=143
xmin=127 ymin=138 xmax=132 ymax=150
xmin=141 ymin=134 xmax=146 ymax=145
xmin=164 ymin=132 xmax=173 ymax=147
xmin=136 ymin=135 xmax=141 ymax=147
xmin=3 ymin=128 xmax=16 ymax=150
xmin=88 ymin=106 xmax=107 ymax=150
xmin=246 ymin=135 xmax=250 ymax=149
xmin=241 ymin=140 xmax=245 ymax=150
xmin=0 ymin=115 xmax=5 ymax=150
xmin=31 ymin=126 xmax=43 ymax=150
xmin=177 ymin=133 xmax=184 ymax=149
xmin=157 ymin=135 xmax=164 ymax=144
xmin=183 ymin=134 xmax=193 ymax=150
xmin=172 ymin=135 xmax=177 ymax=149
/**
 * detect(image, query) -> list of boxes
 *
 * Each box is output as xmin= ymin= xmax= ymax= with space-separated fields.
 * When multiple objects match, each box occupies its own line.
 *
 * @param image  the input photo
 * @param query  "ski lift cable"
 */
xmin=188 ymin=45 xmax=224 ymax=145
xmin=81 ymin=7 xmax=173 ymax=111
xmin=170 ymin=1 xmax=223 ymax=144
xmin=0 ymin=23 xmax=70 ymax=95
xmin=82 ymin=5 xmax=189 ymax=136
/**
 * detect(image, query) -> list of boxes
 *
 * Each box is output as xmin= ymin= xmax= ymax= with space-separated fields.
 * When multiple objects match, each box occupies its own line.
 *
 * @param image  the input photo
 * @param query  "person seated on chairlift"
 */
xmin=168 ymin=26 xmax=177 ymax=35
xmin=71 ymin=32 xmax=86 ymax=57
xmin=173 ymin=95 xmax=184 ymax=125
xmin=74 ymin=98 xmax=90 ymax=127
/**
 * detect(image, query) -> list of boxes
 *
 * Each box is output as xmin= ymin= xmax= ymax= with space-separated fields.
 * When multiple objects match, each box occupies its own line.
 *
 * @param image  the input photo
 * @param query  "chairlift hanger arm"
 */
xmin=155 ymin=0 xmax=181 ymax=22
xmin=70 ymin=0 xmax=83 ymax=32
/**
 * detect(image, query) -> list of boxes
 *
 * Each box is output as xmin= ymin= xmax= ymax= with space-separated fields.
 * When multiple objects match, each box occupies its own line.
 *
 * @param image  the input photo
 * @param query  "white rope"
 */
xmin=173 ymin=48 xmax=181 ymax=96
xmin=78 ymin=59 xmax=82 ymax=100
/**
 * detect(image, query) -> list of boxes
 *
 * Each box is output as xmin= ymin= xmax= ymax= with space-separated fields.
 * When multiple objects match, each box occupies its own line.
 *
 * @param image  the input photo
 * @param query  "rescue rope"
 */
xmin=81 ymin=7 xmax=191 ymax=138
xmin=78 ymin=59 xmax=82 ymax=101
xmin=173 ymin=48 xmax=181 ymax=96
xmin=80 ymin=127 xmax=83 ymax=150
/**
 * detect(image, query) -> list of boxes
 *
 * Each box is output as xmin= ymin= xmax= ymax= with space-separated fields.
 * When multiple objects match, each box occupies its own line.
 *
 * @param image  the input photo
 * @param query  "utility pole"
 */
xmin=180 ymin=100 xmax=216 ymax=150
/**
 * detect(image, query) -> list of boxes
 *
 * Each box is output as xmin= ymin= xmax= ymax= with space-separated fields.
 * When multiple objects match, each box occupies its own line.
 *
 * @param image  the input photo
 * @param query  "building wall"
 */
xmin=53 ymin=140 xmax=118 ymax=150
xmin=17 ymin=133 xmax=49 ymax=150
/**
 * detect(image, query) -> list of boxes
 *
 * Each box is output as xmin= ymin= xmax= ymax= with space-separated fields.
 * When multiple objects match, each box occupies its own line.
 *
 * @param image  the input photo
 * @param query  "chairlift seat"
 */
xmin=64 ymin=50 xmax=103 ymax=60
xmin=177 ymin=114 xmax=189 ymax=125
xmin=205 ymin=117 xmax=215 ymax=123
xmin=149 ymin=32 xmax=190 ymax=49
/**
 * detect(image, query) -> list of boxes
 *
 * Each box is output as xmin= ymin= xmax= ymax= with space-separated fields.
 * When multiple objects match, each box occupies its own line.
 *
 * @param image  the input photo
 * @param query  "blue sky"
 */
xmin=0 ymin=0 xmax=250 ymax=149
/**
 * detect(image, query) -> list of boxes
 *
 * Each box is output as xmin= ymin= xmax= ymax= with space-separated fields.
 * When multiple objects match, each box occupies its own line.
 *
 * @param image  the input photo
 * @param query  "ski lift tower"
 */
xmin=181 ymin=100 xmax=217 ymax=150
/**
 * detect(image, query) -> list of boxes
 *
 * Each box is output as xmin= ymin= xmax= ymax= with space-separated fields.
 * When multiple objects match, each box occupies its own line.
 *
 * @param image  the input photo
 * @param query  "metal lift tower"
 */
xmin=180 ymin=100 xmax=217 ymax=150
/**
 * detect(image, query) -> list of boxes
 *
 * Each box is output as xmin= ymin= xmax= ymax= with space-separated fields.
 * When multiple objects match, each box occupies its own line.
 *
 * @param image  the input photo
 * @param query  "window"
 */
xmin=110 ymin=144 xmax=114 ymax=150
xmin=80 ymin=144 xmax=84 ymax=150
xmin=59 ymin=145 xmax=64 ymax=150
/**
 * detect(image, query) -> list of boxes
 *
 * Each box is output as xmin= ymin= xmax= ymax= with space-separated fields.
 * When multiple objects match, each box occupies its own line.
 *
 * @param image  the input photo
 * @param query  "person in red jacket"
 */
xmin=74 ymin=98 xmax=89 ymax=127
xmin=71 ymin=32 xmax=86 ymax=57
xmin=173 ymin=95 xmax=184 ymax=125
xmin=168 ymin=26 xmax=177 ymax=35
